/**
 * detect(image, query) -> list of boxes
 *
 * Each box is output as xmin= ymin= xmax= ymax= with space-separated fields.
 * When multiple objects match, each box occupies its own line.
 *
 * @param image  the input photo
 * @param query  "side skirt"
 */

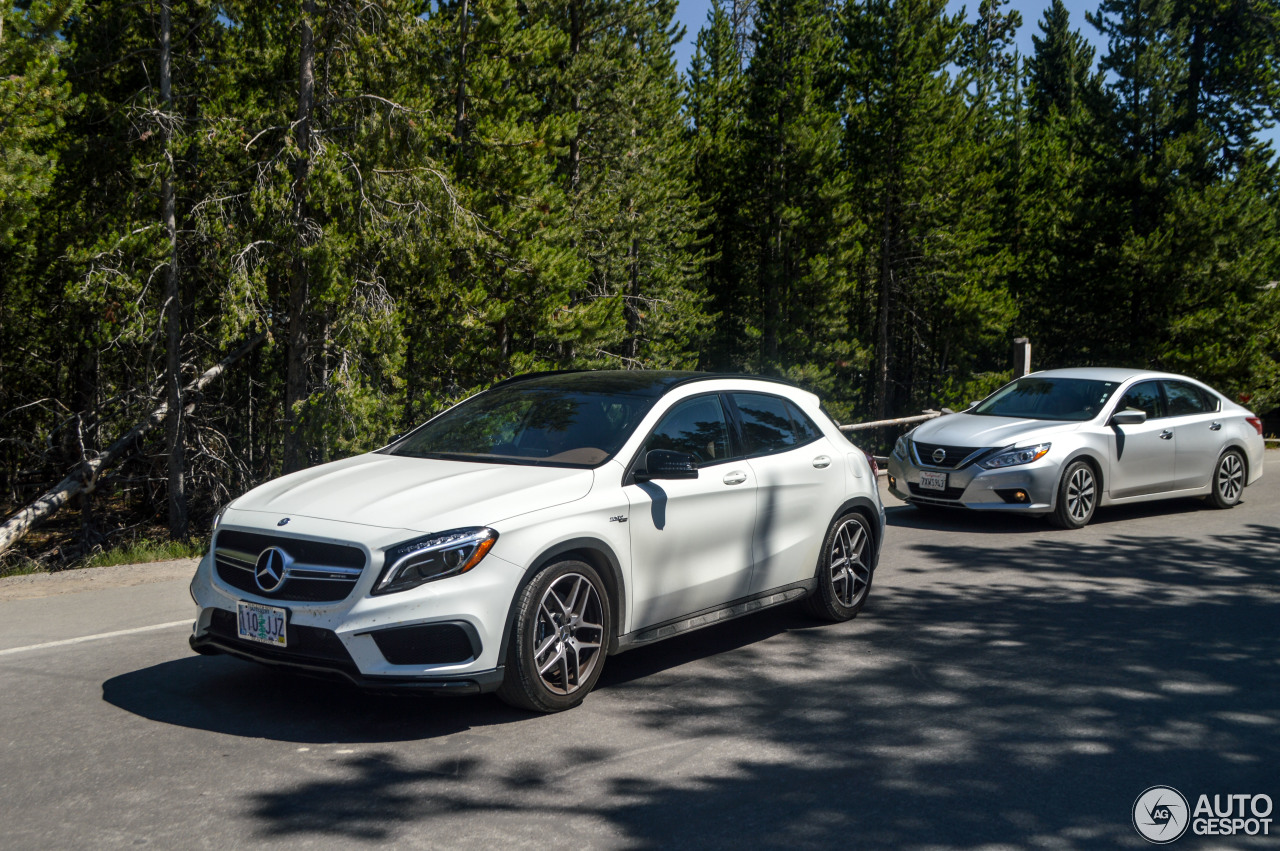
xmin=1100 ymin=484 xmax=1211 ymax=507
xmin=613 ymin=581 xmax=815 ymax=654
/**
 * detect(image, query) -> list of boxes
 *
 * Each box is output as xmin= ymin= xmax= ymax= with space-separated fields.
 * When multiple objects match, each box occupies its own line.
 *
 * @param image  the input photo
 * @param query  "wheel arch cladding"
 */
xmin=497 ymin=538 xmax=627 ymax=662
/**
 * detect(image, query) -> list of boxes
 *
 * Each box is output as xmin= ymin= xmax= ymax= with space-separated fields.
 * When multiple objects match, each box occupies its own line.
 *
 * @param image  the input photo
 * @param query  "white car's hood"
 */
xmin=229 ymin=452 xmax=594 ymax=532
xmin=912 ymin=413 xmax=1082 ymax=448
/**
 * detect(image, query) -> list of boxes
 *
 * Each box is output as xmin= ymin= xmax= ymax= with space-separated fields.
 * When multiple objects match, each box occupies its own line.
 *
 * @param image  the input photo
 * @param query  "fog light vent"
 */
xmin=370 ymin=623 xmax=477 ymax=665
xmin=995 ymin=488 xmax=1031 ymax=504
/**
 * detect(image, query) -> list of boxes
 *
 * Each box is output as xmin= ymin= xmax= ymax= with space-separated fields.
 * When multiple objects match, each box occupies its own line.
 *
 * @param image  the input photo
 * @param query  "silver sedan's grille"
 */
xmin=912 ymin=442 xmax=984 ymax=469
xmin=214 ymin=529 xmax=366 ymax=603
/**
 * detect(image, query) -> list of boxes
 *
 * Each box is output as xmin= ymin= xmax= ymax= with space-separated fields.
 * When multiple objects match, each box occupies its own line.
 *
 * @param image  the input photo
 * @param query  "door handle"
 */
xmin=812 ymin=455 xmax=832 ymax=469
xmin=722 ymin=470 xmax=748 ymax=486
xmin=1209 ymin=422 xmax=1222 ymax=431
xmin=1159 ymin=430 xmax=1173 ymax=440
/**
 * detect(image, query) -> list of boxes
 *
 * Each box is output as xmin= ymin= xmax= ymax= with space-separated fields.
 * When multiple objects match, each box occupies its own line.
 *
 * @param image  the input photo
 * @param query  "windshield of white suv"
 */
xmin=387 ymin=387 xmax=657 ymax=467
xmin=971 ymin=377 xmax=1121 ymax=421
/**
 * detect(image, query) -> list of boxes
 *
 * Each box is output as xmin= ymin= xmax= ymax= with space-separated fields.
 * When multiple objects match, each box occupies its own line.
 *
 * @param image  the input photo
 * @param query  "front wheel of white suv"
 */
xmin=802 ymin=512 xmax=875 ymax=622
xmin=497 ymin=560 xmax=612 ymax=713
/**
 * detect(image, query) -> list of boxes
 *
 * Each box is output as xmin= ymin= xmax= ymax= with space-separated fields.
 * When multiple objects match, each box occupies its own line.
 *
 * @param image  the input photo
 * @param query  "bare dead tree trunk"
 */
xmin=284 ymin=0 xmax=318 ymax=474
xmin=160 ymin=0 xmax=188 ymax=539
xmin=873 ymin=199 xmax=893 ymax=420
xmin=568 ymin=0 xmax=582 ymax=191
xmin=623 ymin=235 xmax=641 ymax=362
xmin=454 ymin=0 xmax=470 ymax=143
xmin=0 ymin=332 xmax=269 ymax=558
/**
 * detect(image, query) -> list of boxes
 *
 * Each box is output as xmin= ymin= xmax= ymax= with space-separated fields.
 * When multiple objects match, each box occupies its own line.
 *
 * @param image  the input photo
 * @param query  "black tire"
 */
xmin=497 ymin=560 xmax=611 ymax=713
xmin=802 ymin=512 xmax=875 ymax=622
xmin=1050 ymin=460 xmax=1097 ymax=529
xmin=1207 ymin=449 xmax=1246 ymax=509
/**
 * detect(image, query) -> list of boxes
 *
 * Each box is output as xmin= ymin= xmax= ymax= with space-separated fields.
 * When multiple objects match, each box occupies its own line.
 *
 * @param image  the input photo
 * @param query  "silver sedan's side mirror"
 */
xmin=1110 ymin=409 xmax=1147 ymax=426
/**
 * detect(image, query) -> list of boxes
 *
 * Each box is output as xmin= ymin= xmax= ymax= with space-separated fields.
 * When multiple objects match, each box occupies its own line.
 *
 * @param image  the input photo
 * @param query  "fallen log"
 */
xmin=0 ymin=330 xmax=268 ymax=557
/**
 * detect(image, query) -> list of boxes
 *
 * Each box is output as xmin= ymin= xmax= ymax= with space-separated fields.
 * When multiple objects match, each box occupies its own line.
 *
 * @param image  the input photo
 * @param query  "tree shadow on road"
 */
xmin=885 ymin=493 xmax=1226 ymax=535
xmin=104 ymin=521 xmax=1280 ymax=848
xmin=101 ymin=654 xmax=528 ymax=743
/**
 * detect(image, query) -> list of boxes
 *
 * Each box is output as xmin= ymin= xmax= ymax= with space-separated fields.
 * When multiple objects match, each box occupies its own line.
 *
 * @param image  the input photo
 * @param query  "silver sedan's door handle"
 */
xmin=1209 ymin=421 xmax=1222 ymax=431
xmin=812 ymin=455 xmax=832 ymax=469
xmin=722 ymin=470 xmax=748 ymax=486
xmin=1159 ymin=430 xmax=1173 ymax=440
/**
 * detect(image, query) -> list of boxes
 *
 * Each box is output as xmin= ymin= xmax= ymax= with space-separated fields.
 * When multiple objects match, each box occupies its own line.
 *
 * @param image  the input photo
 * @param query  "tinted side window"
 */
xmin=732 ymin=392 xmax=804 ymax=455
xmin=1162 ymin=381 xmax=1211 ymax=417
xmin=644 ymin=395 xmax=731 ymax=465
xmin=786 ymin=400 xmax=821 ymax=443
xmin=1115 ymin=381 xmax=1166 ymax=419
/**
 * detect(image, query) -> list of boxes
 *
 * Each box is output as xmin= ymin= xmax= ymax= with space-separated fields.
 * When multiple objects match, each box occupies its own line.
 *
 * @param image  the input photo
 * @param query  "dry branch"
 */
xmin=0 ymin=331 xmax=268 ymax=557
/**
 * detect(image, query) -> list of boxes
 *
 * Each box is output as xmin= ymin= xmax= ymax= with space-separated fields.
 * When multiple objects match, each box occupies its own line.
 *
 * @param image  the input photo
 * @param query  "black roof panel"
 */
xmin=491 ymin=370 xmax=799 ymax=397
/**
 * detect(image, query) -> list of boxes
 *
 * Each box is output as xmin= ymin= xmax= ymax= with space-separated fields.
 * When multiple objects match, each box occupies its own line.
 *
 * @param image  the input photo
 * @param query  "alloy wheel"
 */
xmin=532 ymin=572 xmax=605 ymax=696
xmin=1217 ymin=453 xmax=1244 ymax=503
xmin=828 ymin=517 xmax=872 ymax=608
xmin=1066 ymin=465 xmax=1095 ymax=523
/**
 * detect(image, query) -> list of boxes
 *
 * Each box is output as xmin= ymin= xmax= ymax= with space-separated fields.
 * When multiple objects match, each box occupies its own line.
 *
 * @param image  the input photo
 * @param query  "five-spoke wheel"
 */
xmin=498 ymin=560 xmax=610 ymax=712
xmin=803 ymin=512 xmax=875 ymax=621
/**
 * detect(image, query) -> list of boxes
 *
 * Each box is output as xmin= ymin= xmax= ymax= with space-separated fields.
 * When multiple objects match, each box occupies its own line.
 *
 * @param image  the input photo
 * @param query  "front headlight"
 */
xmin=893 ymin=434 xmax=911 ymax=459
xmin=212 ymin=503 xmax=230 ymax=530
xmin=374 ymin=527 xmax=498 ymax=595
xmin=978 ymin=443 xmax=1051 ymax=470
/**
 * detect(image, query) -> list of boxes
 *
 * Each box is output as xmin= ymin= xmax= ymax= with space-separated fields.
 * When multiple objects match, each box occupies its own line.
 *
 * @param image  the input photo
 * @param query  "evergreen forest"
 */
xmin=1 ymin=0 xmax=1278 ymax=563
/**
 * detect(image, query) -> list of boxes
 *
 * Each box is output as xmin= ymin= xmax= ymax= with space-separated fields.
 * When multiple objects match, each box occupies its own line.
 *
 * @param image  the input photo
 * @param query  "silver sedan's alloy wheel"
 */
xmin=828 ymin=517 xmax=872 ymax=608
xmin=1051 ymin=460 xmax=1097 ymax=529
xmin=532 ymin=572 xmax=605 ymax=696
xmin=1065 ymin=465 xmax=1096 ymax=524
xmin=1208 ymin=450 xmax=1245 ymax=509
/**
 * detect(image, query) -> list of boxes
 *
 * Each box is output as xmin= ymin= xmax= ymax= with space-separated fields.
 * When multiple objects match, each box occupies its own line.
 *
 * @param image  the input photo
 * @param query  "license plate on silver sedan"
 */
xmin=236 ymin=601 xmax=288 ymax=647
xmin=919 ymin=471 xmax=947 ymax=491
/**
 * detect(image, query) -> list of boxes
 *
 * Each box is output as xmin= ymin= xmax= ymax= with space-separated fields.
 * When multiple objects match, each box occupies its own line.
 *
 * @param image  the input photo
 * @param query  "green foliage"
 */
xmin=81 ymin=537 xmax=205 ymax=569
xmin=2 ymin=0 xmax=1280 ymax=562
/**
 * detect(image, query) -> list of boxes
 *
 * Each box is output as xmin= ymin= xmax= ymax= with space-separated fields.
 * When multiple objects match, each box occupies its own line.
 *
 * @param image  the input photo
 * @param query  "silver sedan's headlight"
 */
xmin=374 ymin=527 xmax=498 ymax=595
xmin=893 ymin=434 xmax=911 ymax=459
xmin=979 ymin=443 xmax=1051 ymax=470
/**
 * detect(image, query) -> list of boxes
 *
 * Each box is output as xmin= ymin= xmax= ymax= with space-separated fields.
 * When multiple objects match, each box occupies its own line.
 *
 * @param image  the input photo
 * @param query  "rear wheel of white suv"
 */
xmin=497 ymin=560 xmax=612 ymax=713
xmin=802 ymin=512 xmax=875 ymax=622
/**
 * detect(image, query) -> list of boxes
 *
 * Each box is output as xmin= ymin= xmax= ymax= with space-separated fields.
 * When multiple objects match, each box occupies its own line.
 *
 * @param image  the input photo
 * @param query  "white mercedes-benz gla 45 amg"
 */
xmin=189 ymin=371 xmax=885 ymax=712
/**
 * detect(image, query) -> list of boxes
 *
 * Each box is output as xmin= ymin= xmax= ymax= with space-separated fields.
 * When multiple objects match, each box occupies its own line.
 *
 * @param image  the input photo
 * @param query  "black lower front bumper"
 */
xmin=190 ymin=628 xmax=505 ymax=695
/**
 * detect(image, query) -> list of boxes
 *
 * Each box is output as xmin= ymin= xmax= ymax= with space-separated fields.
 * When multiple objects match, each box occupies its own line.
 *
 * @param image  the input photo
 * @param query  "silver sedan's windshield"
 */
xmin=972 ymin=377 xmax=1121 ymax=422
xmin=387 ymin=388 xmax=656 ymax=468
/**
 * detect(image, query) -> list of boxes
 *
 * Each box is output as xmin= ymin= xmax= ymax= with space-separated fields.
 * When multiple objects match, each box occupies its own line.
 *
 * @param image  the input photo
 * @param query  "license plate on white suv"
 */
xmin=236 ymin=601 xmax=288 ymax=647
xmin=919 ymin=471 xmax=947 ymax=491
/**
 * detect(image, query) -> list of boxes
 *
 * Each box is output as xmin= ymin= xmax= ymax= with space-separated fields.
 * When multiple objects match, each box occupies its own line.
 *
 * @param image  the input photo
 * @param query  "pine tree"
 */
xmin=689 ymin=0 xmax=750 ymax=370
xmin=842 ymin=0 xmax=1012 ymax=416
xmin=533 ymin=0 xmax=709 ymax=371
xmin=738 ymin=0 xmax=859 ymax=396
xmin=1027 ymin=0 xmax=1100 ymax=120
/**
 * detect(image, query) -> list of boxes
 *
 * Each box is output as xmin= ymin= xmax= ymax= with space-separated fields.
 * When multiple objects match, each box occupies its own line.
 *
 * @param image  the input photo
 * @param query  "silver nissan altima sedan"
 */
xmin=886 ymin=367 xmax=1265 ymax=528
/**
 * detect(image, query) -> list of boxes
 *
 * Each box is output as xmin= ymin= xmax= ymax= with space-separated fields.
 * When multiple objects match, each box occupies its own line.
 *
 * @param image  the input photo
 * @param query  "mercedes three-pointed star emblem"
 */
xmin=254 ymin=547 xmax=290 ymax=593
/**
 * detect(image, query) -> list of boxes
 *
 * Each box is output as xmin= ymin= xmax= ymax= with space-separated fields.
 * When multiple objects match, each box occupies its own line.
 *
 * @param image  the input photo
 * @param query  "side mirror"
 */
xmin=635 ymin=449 xmax=698 ymax=482
xmin=1111 ymin=409 xmax=1147 ymax=426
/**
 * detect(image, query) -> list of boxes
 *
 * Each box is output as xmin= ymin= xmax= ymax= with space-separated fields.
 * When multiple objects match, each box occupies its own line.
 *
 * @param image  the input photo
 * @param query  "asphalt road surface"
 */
xmin=2 ymin=456 xmax=1278 ymax=850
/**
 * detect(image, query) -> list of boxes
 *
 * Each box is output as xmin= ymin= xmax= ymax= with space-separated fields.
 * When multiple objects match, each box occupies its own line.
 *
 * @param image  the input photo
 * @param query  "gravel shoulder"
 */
xmin=0 ymin=557 xmax=200 ymax=602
